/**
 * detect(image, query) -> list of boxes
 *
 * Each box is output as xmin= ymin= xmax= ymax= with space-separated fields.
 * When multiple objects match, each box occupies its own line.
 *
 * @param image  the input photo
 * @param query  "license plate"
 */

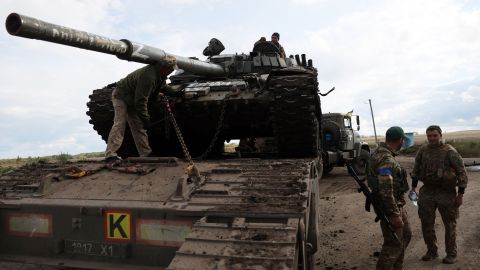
xmin=65 ymin=240 xmax=127 ymax=258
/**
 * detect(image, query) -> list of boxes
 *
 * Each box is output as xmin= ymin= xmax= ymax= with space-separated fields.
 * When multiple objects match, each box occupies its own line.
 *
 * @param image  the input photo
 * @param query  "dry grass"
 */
xmin=362 ymin=130 xmax=480 ymax=145
xmin=2 ymin=131 xmax=477 ymax=175
xmin=224 ymin=143 xmax=238 ymax=153
xmin=447 ymin=140 xmax=480 ymax=158
xmin=0 ymin=152 xmax=104 ymax=176
xmin=363 ymin=130 xmax=480 ymax=157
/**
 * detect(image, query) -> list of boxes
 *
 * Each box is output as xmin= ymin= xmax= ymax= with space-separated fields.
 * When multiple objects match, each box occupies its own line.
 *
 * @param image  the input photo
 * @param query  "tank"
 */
xmin=3 ymin=13 xmax=323 ymax=270
xmin=6 ymin=13 xmax=322 ymax=159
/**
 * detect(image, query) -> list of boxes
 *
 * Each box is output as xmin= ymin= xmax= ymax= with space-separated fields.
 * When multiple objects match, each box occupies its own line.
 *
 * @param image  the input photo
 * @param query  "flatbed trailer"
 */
xmin=0 ymin=157 xmax=321 ymax=269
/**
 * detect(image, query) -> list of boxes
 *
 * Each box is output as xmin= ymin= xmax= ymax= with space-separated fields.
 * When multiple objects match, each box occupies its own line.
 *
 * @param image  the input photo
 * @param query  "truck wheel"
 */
xmin=322 ymin=164 xmax=334 ymax=176
xmin=352 ymin=149 xmax=370 ymax=176
xmin=322 ymin=120 xmax=341 ymax=150
xmin=321 ymin=151 xmax=334 ymax=176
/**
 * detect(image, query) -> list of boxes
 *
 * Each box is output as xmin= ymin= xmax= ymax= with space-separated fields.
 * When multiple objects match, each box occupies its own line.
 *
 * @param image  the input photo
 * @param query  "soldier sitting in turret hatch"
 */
xmin=270 ymin=32 xmax=286 ymax=58
xmin=254 ymin=37 xmax=267 ymax=47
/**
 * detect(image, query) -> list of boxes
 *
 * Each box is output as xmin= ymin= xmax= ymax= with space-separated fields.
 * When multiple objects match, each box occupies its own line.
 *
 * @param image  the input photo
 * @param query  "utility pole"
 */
xmin=369 ymin=99 xmax=378 ymax=146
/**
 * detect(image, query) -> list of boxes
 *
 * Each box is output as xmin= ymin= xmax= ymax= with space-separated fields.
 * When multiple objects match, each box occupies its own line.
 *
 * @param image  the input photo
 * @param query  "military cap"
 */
xmin=386 ymin=126 xmax=406 ymax=140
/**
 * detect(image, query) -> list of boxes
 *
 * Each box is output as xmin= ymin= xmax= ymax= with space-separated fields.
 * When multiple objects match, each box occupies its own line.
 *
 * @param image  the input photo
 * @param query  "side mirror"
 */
xmin=356 ymin=115 xmax=360 ymax=131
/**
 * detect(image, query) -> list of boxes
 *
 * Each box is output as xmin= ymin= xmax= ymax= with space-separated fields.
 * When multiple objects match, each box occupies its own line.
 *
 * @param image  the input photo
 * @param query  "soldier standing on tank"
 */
xmin=367 ymin=126 xmax=411 ymax=270
xmin=410 ymin=125 xmax=468 ymax=264
xmin=105 ymin=56 xmax=177 ymax=162
xmin=270 ymin=32 xmax=286 ymax=58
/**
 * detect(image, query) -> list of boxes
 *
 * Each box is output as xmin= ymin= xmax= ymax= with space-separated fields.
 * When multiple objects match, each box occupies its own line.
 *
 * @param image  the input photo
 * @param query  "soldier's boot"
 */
xmin=420 ymin=231 xmax=438 ymax=261
xmin=420 ymin=212 xmax=439 ymax=262
xmin=442 ymin=256 xmax=457 ymax=264
xmin=421 ymin=252 xmax=438 ymax=261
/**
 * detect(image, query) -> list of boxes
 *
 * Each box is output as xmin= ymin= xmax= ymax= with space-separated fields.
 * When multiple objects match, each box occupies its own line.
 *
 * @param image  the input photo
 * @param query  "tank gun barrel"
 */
xmin=5 ymin=13 xmax=224 ymax=76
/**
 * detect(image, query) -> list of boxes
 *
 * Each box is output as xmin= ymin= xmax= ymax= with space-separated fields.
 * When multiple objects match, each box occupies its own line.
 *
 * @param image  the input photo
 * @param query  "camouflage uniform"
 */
xmin=412 ymin=142 xmax=468 ymax=259
xmin=273 ymin=41 xmax=286 ymax=58
xmin=253 ymin=37 xmax=267 ymax=47
xmin=105 ymin=59 xmax=175 ymax=159
xmin=367 ymin=142 xmax=411 ymax=270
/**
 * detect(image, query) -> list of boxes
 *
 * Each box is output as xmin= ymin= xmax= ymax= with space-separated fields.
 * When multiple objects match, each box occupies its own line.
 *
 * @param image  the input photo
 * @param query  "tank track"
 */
xmin=167 ymin=159 xmax=319 ymax=270
xmin=269 ymin=68 xmax=321 ymax=158
xmin=87 ymin=68 xmax=322 ymax=159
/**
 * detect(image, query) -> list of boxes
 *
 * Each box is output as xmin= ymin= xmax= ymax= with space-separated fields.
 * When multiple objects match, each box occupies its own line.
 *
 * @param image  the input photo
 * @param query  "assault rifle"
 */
xmin=346 ymin=163 xmax=399 ymax=242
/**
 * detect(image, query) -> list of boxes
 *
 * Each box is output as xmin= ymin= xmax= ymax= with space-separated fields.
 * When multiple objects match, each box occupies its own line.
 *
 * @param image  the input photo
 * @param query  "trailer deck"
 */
xmin=0 ymin=157 xmax=320 ymax=269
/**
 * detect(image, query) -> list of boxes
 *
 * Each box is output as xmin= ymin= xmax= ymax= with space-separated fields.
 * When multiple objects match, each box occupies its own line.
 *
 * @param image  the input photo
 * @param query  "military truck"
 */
xmin=1 ymin=13 xmax=323 ymax=269
xmin=321 ymin=112 xmax=370 ymax=175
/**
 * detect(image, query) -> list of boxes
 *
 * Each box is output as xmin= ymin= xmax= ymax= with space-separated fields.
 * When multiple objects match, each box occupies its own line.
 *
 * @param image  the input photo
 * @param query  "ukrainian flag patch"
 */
xmin=378 ymin=168 xmax=393 ymax=176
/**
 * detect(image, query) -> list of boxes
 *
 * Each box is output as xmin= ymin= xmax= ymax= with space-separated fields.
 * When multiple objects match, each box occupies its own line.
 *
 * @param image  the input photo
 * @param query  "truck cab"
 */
xmin=321 ymin=113 xmax=370 ymax=175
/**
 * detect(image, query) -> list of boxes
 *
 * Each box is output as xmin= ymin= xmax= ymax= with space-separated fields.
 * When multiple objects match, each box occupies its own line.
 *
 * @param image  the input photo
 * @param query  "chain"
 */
xmin=160 ymin=95 xmax=193 ymax=165
xmin=160 ymin=93 xmax=229 ymax=162
xmin=196 ymin=98 xmax=227 ymax=160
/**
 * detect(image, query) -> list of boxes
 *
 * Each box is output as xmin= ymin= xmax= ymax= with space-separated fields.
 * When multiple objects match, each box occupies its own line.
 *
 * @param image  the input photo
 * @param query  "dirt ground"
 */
xmin=316 ymin=156 xmax=480 ymax=270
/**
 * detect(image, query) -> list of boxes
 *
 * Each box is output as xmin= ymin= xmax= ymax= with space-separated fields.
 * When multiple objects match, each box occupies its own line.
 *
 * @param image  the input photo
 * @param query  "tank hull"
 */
xmin=87 ymin=68 xmax=321 ymax=159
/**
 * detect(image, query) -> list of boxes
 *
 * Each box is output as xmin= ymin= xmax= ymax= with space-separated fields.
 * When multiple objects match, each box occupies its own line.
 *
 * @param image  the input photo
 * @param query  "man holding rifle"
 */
xmin=366 ymin=126 xmax=411 ymax=270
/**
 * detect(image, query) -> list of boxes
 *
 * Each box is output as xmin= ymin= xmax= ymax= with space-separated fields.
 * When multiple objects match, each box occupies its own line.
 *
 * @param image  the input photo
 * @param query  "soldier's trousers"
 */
xmin=418 ymin=186 xmax=458 ymax=257
xmin=376 ymin=207 xmax=412 ymax=270
xmin=105 ymin=88 xmax=152 ymax=158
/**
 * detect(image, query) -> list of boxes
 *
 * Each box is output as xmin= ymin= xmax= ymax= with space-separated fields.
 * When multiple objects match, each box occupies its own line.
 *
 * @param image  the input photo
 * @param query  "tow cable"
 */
xmin=160 ymin=94 xmax=202 ymax=185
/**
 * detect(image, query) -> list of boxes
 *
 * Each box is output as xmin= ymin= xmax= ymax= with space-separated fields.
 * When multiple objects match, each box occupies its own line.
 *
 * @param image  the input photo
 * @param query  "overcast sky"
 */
xmin=1 ymin=0 xmax=479 ymax=158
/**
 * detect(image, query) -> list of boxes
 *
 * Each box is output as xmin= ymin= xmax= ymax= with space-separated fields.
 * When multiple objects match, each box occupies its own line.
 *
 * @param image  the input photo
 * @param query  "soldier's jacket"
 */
xmin=412 ymin=142 xmax=468 ymax=192
xmin=273 ymin=42 xmax=286 ymax=58
xmin=116 ymin=62 xmax=173 ymax=123
xmin=367 ymin=142 xmax=409 ymax=217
